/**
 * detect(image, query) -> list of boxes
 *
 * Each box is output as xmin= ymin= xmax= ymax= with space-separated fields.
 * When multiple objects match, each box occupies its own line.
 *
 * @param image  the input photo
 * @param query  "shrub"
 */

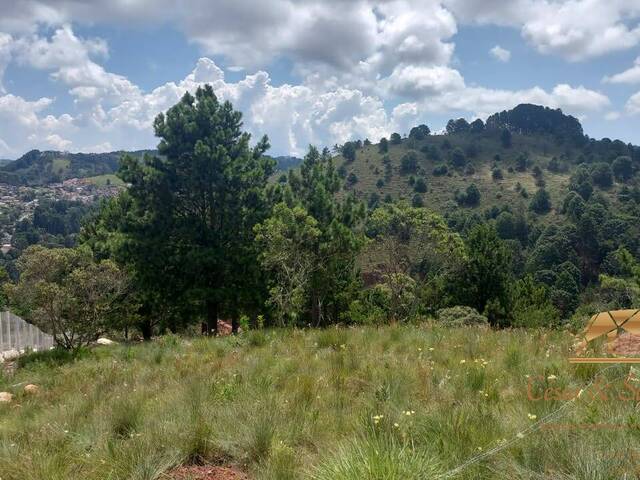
xmin=436 ymin=306 xmax=489 ymax=327
xmin=591 ymin=162 xmax=613 ymax=188
xmin=449 ymin=148 xmax=466 ymax=168
xmin=414 ymin=178 xmax=427 ymax=193
xmin=16 ymin=347 xmax=89 ymax=369
xmin=492 ymin=168 xmax=503 ymax=180
xmin=529 ymin=188 xmax=551 ymax=214
xmin=400 ymin=152 xmax=419 ymax=174
xmin=433 ymin=164 xmax=448 ymax=176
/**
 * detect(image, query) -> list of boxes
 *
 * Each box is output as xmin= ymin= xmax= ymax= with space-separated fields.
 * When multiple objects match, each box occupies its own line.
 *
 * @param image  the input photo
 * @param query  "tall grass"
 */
xmin=0 ymin=324 xmax=639 ymax=478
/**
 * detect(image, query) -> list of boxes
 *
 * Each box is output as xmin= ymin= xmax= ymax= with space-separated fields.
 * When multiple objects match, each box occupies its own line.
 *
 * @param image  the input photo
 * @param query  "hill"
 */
xmin=334 ymin=104 xmax=639 ymax=220
xmin=0 ymin=150 xmax=301 ymax=186
xmin=0 ymin=150 xmax=152 ymax=186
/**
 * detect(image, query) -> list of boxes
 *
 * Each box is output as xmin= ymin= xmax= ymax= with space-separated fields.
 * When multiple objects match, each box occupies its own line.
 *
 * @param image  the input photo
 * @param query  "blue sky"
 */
xmin=0 ymin=0 xmax=639 ymax=157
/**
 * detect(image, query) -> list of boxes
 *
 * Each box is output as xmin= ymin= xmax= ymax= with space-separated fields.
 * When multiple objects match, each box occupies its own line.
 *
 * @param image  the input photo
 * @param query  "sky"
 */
xmin=0 ymin=1 xmax=640 ymax=158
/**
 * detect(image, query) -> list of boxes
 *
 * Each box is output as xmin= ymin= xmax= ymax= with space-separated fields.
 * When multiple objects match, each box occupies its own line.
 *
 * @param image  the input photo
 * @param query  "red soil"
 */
xmin=613 ymin=332 xmax=640 ymax=356
xmin=167 ymin=465 xmax=248 ymax=480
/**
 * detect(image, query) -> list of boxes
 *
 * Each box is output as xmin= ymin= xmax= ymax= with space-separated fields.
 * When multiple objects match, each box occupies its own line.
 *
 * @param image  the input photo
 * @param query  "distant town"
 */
xmin=0 ymin=178 xmax=122 ymax=254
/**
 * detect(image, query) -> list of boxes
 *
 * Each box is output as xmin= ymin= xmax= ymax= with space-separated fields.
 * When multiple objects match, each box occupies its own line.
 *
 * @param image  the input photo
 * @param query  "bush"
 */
xmin=414 ymin=178 xmax=427 ymax=193
xmin=591 ymin=162 xmax=613 ymax=188
xmin=492 ymin=168 xmax=503 ymax=180
xmin=400 ymin=151 xmax=419 ymax=174
xmin=529 ymin=188 xmax=551 ymax=214
xmin=433 ymin=164 xmax=448 ymax=176
xmin=449 ymin=148 xmax=466 ymax=168
xmin=16 ymin=347 xmax=89 ymax=369
xmin=436 ymin=306 xmax=489 ymax=327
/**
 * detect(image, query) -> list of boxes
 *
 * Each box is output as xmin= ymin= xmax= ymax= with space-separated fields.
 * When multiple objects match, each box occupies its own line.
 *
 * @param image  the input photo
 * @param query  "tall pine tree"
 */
xmin=107 ymin=85 xmax=273 ymax=335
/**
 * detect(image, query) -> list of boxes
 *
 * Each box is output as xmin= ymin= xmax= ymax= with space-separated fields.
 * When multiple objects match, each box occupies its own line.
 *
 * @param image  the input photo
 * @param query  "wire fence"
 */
xmin=0 ymin=310 xmax=54 ymax=355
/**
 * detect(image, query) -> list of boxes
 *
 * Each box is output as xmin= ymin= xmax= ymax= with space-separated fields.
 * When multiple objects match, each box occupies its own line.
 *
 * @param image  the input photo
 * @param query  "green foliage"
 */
xmin=16 ymin=346 xmax=89 ymax=369
xmin=455 ymin=183 xmax=480 ymax=207
xmin=400 ymin=151 xmax=419 ymax=174
xmin=311 ymin=433 xmax=441 ymax=480
xmin=510 ymin=275 xmax=559 ymax=327
xmin=491 ymin=167 xmax=503 ymax=180
xmin=254 ymin=204 xmax=321 ymax=326
xmin=612 ymin=155 xmax=632 ymax=181
xmin=259 ymin=146 xmax=364 ymax=326
xmin=569 ymin=166 xmax=593 ymax=200
xmin=470 ymin=118 xmax=485 ymax=133
xmin=408 ymin=124 xmax=430 ymax=140
xmin=446 ymin=118 xmax=470 ymax=134
xmin=500 ymin=129 xmax=512 ymax=148
xmin=432 ymin=164 xmax=448 ymax=176
xmin=529 ymin=188 xmax=551 ymax=214
xmin=341 ymin=142 xmax=357 ymax=162
xmin=436 ymin=306 xmax=488 ymax=327
xmin=6 ymin=245 xmax=129 ymax=349
xmin=459 ymin=224 xmax=511 ymax=325
xmin=449 ymin=148 xmax=466 ymax=168
xmin=414 ymin=177 xmax=427 ymax=193
xmin=91 ymin=86 xmax=274 ymax=335
xmin=597 ymin=274 xmax=640 ymax=308
xmin=378 ymin=137 xmax=388 ymax=153
xmin=487 ymin=104 xmax=584 ymax=144
xmin=590 ymin=162 xmax=613 ymax=188
xmin=390 ymin=133 xmax=402 ymax=145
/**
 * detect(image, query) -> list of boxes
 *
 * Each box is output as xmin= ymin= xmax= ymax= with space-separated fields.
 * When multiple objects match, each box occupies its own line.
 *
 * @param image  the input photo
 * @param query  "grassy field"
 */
xmin=84 ymin=173 xmax=126 ymax=186
xmin=1 ymin=324 xmax=640 ymax=479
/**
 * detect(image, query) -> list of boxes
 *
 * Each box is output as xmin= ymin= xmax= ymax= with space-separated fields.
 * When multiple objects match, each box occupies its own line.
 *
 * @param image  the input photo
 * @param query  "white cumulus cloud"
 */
xmin=490 ymin=45 xmax=511 ymax=62
xmin=604 ymin=57 xmax=640 ymax=84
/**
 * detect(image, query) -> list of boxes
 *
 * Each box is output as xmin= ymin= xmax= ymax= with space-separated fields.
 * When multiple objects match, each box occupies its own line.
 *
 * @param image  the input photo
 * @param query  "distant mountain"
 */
xmin=1 ymin=149 xmax=302 ymax=186
xmin=0 ymin=159 xmax=12 ymax=167
xmin=0 ymin=150 xmax=152 ymax=186
xmin=273 ymin=155 xmax=302 ymax=171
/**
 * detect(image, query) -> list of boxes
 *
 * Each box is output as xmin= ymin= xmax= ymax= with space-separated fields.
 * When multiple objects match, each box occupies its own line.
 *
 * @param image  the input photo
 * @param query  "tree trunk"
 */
xmin=206 ymin=299 xmax=218 ymax=336
xmin=231 ymin=312 xmax=239 ymax=335
xmin=140 ymin=319 xmax=153 ymax=341
xmin=311 ymin=294 xmax=320 ymax=327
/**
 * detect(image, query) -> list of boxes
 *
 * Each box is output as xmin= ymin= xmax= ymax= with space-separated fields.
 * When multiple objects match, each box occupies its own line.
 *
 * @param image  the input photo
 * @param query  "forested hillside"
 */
xmin=0 ymin=150 xmax=150 ymax=185
xmin=6 ymin=96 xmax=640 ymax=345
xmin=0 ymin=150 xmax=301 ymax=186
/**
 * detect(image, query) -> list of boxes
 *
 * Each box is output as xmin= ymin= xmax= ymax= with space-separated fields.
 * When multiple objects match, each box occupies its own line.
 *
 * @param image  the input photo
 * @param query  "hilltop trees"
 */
xmin=409 ymin=124 xmax=430 ymax=140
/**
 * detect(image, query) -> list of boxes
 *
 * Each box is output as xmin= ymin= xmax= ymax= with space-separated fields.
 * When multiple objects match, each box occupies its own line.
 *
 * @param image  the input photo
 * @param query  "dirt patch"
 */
xmin=166 ymin=465 xmax=248 ymax=480
xmin=613 ymin=333 xmax=640 ymax=356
